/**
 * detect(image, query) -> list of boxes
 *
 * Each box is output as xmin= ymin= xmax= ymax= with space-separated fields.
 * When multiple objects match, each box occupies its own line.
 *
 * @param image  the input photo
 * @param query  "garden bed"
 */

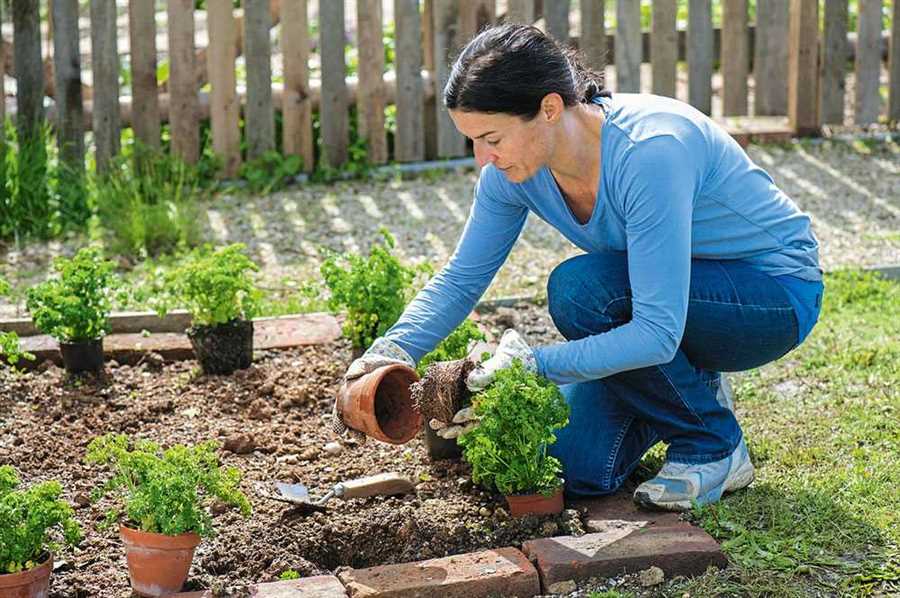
xmin=0 ymin=302 xmax=588 ymax=597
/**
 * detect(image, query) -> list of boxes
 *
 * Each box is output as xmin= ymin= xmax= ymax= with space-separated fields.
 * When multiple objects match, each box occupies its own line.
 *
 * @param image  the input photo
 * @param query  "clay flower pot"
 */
xmin=336 ymin=363 xmax=422 ymax=444
xmin=186 ymin=319 xmax=253 ymax=375
xmin=119 ymin=525 xmax=201 ymax=597
xmin=59 ymin=338 xmax=104 ymax=374
xmin=0 ymin=553 xmax=52 ymax=598
xmin=505 ymin=485 xmax=565 ymax=518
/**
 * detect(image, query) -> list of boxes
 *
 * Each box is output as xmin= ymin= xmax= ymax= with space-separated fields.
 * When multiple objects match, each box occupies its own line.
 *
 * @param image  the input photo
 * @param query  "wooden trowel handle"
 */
xmin=337 ymin=472 xmax=415 ymax=499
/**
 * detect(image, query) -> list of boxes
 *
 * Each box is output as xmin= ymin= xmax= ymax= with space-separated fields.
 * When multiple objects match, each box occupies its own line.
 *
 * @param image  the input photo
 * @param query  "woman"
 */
xmin=333 ymin=24 xmax=824 ymax=511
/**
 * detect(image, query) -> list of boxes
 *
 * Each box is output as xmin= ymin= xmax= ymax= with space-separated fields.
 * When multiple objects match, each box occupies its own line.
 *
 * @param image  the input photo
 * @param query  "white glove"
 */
xmin=332 ymin=337 xmax=416 ymax=444
xmin=430 ymin=329 xmax=537 ymax=439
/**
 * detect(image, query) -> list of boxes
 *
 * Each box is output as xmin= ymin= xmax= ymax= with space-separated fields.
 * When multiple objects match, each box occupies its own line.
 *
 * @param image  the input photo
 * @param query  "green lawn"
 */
xmin=658 ymin=271 xmax=900 ymax=597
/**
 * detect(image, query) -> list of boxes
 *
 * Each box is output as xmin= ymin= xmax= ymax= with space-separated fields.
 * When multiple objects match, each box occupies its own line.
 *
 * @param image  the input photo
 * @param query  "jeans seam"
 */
xmin=689 ymin=299 xmax=794 ymax=309
xmin=668 ymin=431 xmax=742 ymax=464
xmin=604 ymin=414 xmax=634 ymax=490
xmin=656 ymin=365 xmax=708 ymax=430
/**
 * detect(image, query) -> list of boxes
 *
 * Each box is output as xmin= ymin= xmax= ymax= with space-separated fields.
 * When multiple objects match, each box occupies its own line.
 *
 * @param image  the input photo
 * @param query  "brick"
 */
xmin=522 ymin=493 xmax=726 ymax=588
xmin=337 ymin=547 xmax=540 ymax=598
xmin=175 ymin=575 xmax=347 ymax=597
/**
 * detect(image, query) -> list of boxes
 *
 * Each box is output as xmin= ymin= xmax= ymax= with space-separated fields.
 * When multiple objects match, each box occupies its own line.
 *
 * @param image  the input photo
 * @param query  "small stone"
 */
xmin=456 ymin=477 xmax=472 ymax=491
xmin=547 ymin=579 xmax=577 ymax=594
xmin=541 ymin=521 xmax=559 ymax=536
xmin=494 ymin=306 xmax=519 ymax=329
xmin=259 ymin=381 xmax=276 ymax=396
xmin=223 ymin=433 xmax=256 ymax=454
xmin=276 ymin=454 xmax=299 ymax=465
xmin=73 ymin=493 xmax=91 ymax=509
xmin=493 ymin=507 xmax=509 ymax=521
xmin=323 ymin=442 xmax=343 ymax=456
xmin=299 ymin=446 xmax=319 ymax=461
xmin=248 ymin=398 xmax=273 ymax=420
xmin=210 ymin=500 xmax=229 ymax=515
xmin=639 ymin=566 xmax=665 ymax=587
xmin=478 ymin=507 xmax=492 ymax=517
xmin=143 ymin=352 xmax=165 ymax=371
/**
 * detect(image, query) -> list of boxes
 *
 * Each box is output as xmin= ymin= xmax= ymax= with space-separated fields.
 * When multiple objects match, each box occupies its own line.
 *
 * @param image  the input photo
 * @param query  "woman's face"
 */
xmin=449 ymin=108 xmax=553 ymax=184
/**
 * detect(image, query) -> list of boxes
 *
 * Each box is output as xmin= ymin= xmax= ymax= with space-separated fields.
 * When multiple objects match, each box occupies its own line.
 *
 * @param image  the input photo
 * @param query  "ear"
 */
xmin=539 ymin=93 xmax=565 ymax=123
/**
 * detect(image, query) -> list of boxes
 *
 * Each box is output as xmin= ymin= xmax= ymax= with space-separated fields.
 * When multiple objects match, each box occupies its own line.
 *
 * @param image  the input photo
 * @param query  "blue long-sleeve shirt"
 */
xmin=385 ymin=93 xmax=822 ymax=385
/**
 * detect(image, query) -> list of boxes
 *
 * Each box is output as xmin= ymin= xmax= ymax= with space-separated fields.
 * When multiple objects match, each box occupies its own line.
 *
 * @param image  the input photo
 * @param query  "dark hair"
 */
xmin=444 ymin=23 xmax=608 ymax=119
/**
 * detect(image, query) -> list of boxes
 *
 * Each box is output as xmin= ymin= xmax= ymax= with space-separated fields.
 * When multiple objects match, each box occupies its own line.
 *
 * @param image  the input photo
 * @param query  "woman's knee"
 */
xmin=547 ymin=253 xmax=631 ymax=340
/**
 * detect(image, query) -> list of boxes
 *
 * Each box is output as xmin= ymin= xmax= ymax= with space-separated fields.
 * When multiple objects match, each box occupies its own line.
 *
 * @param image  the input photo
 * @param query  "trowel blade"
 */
xmin=276 ymin=482 xmax=311 ymax=504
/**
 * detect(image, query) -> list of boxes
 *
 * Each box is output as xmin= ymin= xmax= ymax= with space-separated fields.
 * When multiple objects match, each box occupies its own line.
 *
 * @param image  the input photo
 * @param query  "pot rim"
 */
xmin=119 ymin=523 xmax=202 ymax=550
xmin=504 ymin=481 xmax=564 ymax=499
xmin=0 ymin=552 xmax=52 ymax=586
xmin=58 ymin=337 xmax=104 ymax=347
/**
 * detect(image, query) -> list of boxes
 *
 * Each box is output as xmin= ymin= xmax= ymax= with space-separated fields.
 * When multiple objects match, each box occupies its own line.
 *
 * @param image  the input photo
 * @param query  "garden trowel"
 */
xmin=268 ymin=472 xmax=415 ymax=515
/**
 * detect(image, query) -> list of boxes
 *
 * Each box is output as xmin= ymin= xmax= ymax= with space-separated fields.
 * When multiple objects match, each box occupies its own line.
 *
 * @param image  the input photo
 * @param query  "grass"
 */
xmin=653 ymin=270 xmax=900 ymax=597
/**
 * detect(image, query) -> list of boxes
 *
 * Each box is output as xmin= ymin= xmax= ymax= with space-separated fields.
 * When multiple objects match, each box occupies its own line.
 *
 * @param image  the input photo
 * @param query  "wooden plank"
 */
xmin=580 ymin=0 xmax=605 ymax=72
xmin=422 ymin=0 xmax=437 ymax=159
xmin=854 ymin=0 xmax=882 ymax=125
xmin=460 ymin=0 xmax=496 ymax=44
xmin=319 ymin=0 xmax=349 ymax=167
xmin=754 ymin=0 xmax=789 ymax=116
xmin=0 ymin=6 xmax=4 ymax=123
xmin=721 ymin=0 xmax=749 ymax=115
xmin=13 ymin=0 xmax=43 ymax=141
xmin=207 ymin=0 xmax=241 ymax=176
xmin=281 ymin=0 xmax=314 ymax=172
xmin=615 ymin=0 xmax=641 ymax=92
xmin=129 ymin=0 xmax=160 ymax=150
xmin=688 ymin=0 xmax=713 ymax=114
xmin=788 ymin=0 xmax=819 ymax=135
xmin=543 ymin=0 xmax=569 ymax=42
xmin=357 ymin=0 xmax=387 ymax=164
xmin=890 ymin=0 xmax=900 ymax=122
xmin=245 ymin=0 xmax=276 ymax=159
xmin=651 ymin=0 xmax=677 ymax=98
xmin=52 ymin=0 xmax=85 ymax=170
xmin=819 ymin=0 xmax=847 ymax=124
xmin=89 ymin=0 xmax=120 ymax=172
xmin=506 ymin=0 xmax=536 ymax=24
xmin=395 ymin=0 xmax=425 ymax=162
xmin=167 ymin=0 xmax=198 ymax=164
xmin=433 ymin=0 xmax=466 ymax=157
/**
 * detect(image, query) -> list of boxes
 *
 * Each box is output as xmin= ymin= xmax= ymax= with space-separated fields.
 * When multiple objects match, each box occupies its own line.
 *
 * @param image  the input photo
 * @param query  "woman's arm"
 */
xmin=533 ymin=135 xmax=699 ymax=384
xmin=384 ymin=167 xmax=528 ymax=362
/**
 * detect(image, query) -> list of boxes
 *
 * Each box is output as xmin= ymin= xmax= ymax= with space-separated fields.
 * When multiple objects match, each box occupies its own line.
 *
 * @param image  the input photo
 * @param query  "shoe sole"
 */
xmin=633 ymin=459 xmax=756 ymax=512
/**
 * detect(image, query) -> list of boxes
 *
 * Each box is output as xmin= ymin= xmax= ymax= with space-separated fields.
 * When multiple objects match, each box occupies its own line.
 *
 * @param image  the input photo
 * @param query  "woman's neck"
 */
xmin=547 ymin=102 xmax=604 ymax=185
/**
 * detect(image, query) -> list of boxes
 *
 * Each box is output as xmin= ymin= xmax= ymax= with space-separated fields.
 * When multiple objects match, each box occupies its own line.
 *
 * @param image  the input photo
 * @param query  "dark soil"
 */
xmin=187 ymin=319 xmax=254 ymax=375
xmin=0 ymin=300 xmax=587 ymax=597
xmin=410 ymin=358 xmax=477 ymax=425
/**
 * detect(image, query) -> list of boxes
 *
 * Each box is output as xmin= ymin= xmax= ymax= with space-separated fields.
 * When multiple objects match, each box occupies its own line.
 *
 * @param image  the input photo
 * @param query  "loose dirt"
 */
xmin=410 ymin=358 xmax=476 ymax=425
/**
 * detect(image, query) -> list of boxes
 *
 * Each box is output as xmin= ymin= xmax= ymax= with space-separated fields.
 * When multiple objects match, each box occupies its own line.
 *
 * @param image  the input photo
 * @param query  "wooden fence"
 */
xmin=3 ymin=0 xmax=899 ymax=179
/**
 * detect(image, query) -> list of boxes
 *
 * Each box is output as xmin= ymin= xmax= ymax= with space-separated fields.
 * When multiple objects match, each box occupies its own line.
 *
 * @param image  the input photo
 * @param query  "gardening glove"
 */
xmin=465 ymin=329 xmax=537 ymax=392
xmin=331 ymin=337 xmax=416 ymax=445
xmin=430 ymin=406 xmax=480 ymax=439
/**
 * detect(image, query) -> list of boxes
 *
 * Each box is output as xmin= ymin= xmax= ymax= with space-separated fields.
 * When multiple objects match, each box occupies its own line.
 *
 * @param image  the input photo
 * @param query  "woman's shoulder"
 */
xmin=605 ymin=93 xmax=717 ymax=146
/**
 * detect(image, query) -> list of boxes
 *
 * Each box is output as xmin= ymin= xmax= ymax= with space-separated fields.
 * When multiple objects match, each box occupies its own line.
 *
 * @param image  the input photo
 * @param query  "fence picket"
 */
xmin=615 ymin=0 xmax=641 ymax=92
xmin=245 ymin=0 xmax=275 ymax=160
xmin=168 ymin=0 xmax=198 ymax=164
xmin=688 ymin=0 xmax=713 ymax=114
xmin=52 ymin=0 xmax=85 ymax=169
xmin=580 ymin=0 xmax=605 ymax=73
xmin=207 ymin=0 xmax=241 ymax=176
xmin=651 ymin=0 xmax=677 ymax=98
xmin=854 ymin=0 xmax=882 ymax=125
xmin=281 ymin=0 xmax=314 ymax=172
xmin=722 ymin=0 xmax=749 ymax=115
xmin=422 ymin=0 xmax=437 ymax=159
xmin=395 ymin=0 xmax=425 ymax=162
xmin=544 ymin=0 xmax=570 ymax=42
xmin=90 ymin=0 xmax=120 ymax=172
xmin=129 ymin=0 xmax=160 ymax=150
xmin=357 ymin=0 xmax=387 ymax=165
xmin=754 ymin=0 xmax=789 ymax=116
xmin=319 ymin=0 xmax=349 ymax=167
xmin=506 ymin=0 xmax=535 ymax=23
xmin=788 ymin=0 xmax=819 ymax=135
xmin=433 ymin=0 xmax=466 ymax=157
xmin=890 ymin=0 xmax=900 ymax=122
xmin=820 ymin=0 xmax=848 ymax=125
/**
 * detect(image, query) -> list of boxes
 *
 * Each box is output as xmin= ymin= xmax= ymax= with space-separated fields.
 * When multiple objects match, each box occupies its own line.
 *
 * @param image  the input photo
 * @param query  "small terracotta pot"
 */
xmin=59 ymin=339 xmax=104 ymax=374
xmin=505 ymin=485 xmax=565 ymax=518
xmin=120 ymin=525 xmax=201 ymax=597
xmin=336 ymin=363 xmax=422 ymax=444
xmin=0 ymin=553 xmax=52 ymax=598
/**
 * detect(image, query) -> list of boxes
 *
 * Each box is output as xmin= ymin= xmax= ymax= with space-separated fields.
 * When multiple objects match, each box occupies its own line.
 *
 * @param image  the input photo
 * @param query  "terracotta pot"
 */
xmin=186 ymin=319 xmax=253 ymax=375
xmin=0 ymin=553 xmax=52 ymax=598
xmin=59 ymin=339 xmax=104 ymax=374
xmin=119 ymin=525 xmax=201 ymax=597
xmin=336 ymin=363 xmax=422 ymax=444
xmin=505 ymin=485 xmax=565 ymax=518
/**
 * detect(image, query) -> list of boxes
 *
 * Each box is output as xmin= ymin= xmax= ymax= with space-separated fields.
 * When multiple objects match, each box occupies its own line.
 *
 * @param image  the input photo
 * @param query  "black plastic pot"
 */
xmin=59 ymin=339 xmax=104 ymax=374
xmin=424 ymin=424 xmax=462 ymax=461
xmin=186 ymin=319 xmax=253 ymax=375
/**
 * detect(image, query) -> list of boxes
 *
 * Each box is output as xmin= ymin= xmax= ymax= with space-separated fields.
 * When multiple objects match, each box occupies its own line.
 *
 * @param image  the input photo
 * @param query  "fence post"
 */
xmin=422 ymin=0 xmax=438 ymax=159
xmin=615 ymin=0 xmax=641 ymax=92
xmin=357 ymin=0 xmax=387 ymax=165
xmin=722 ymin=0 xmax=749 ymax=115
xmin=543 ymin=0 xmax=569 ymax=42
xmin=506 ymin=0 xmax=535 ymax=23
xmin=245 ymin=0 xmax=276 ymax=160
xmin=168 ymin=0 xmax=198 ymax=164
xmin=129 ymin=0 xmax=160 ymax=150
xmin=13 ymin=0 xmax=43 ymax=142
xmin=651 ymin=0 xmax=677 ymax=98
xmin=688 ymin=0 xmax=713 ymax=114
xmin=854 ymin=0 xmax=882 ymax=126
xmin=208 ymin=0 xmax=241 ymax=177
xmin=787 ymin=0 xmax=819 ymax=135
xmin=580 ymin=1 xmax=605 ymax=73
xmin=90 ymin=0 xmax=120 ymax=173
xmin=395 ymin=0 xmax=425 ymax=162
xmin=319 ymin=0 xmax=349 ymax=168
xmin=433 ymin=0 xmax=466 ymax=157
xmin=52 ymin=0 xmax=84 ymax=171
xmin=819 ymin=0 xmax=847 ymax=125
xmin=890 ymin=0 xmax=900 ymax=122
xmin=281 ymin=0 xmax=314 ymax=172
xmin=754 ymin=0 xmax=789 ymax=116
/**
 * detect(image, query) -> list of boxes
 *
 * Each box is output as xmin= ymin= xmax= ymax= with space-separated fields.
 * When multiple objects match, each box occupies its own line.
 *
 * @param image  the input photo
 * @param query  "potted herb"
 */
xmin=321 ymin=228 xmax=431 ymax=358
xmin=25 ymin=247 xmax=118 ymax=374
xmin=0 ymin=465 xmax=82 ymax=597
xmin=457 ymin=359 xmax=570 ymax=517
xmin=85 ymin=433 xmax=251 ymax=597
xmin=157 ymin=243 xmax=262 ymax=375
xmin=0 ymin=278 xmax=35 ymax=369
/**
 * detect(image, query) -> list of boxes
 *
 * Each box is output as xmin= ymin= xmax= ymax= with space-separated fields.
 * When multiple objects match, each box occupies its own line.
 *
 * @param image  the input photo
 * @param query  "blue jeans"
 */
xmin=545 ymin=252 xmax=807 ymax=497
